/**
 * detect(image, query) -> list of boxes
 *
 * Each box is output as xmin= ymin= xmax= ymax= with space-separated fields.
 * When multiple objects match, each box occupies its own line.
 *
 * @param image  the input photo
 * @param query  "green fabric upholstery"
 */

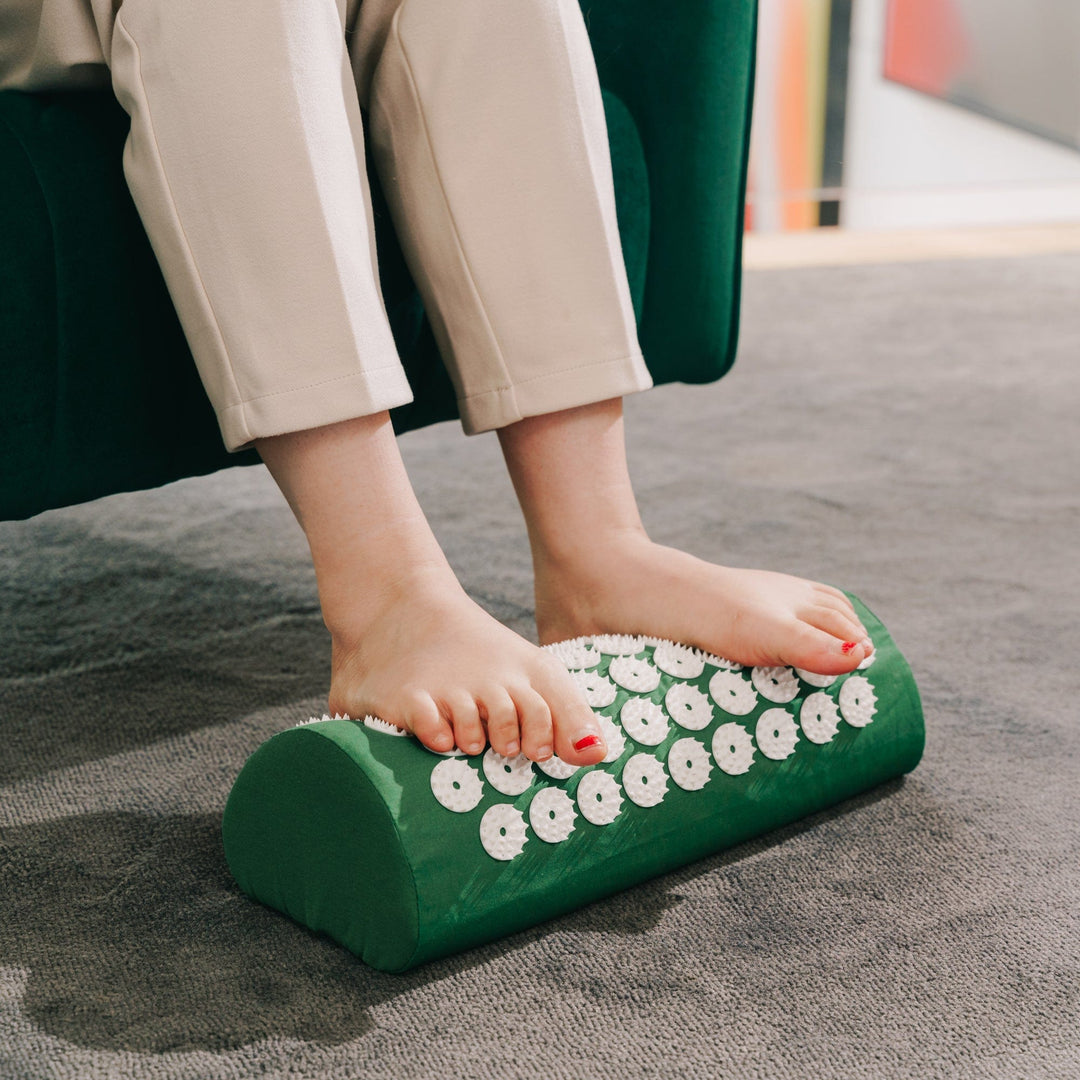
xmin=0 ymin=0 xmax=758 ymax=521
xmin=223 ymin=595 xmax=924 ymax=973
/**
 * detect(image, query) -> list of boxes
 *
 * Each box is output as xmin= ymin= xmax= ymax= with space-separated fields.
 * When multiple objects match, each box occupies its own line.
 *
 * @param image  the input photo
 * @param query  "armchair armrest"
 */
xmin=585 ymin=0 xmax=758 ymax=384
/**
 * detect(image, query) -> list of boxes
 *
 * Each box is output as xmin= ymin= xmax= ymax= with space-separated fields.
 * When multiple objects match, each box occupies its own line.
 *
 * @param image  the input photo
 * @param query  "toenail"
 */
xmin=468 ymin=741 xmax=484 ymax=754
xmin=573 ymin=734 xmax=601 ymax=751
xmin=505 ymin=741 xmax=519 ymax=756
xmin=840 ymin=641 xmax=857 ymax=654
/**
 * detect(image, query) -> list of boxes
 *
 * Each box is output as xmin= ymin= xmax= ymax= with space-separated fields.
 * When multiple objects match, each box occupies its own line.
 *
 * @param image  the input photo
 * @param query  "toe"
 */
xmin=480 ymin=686 xmax=522 ymax=757
xmin=508 ymin=685 xmax=555 ymax=763
xmin=804 ymin=603 xmax=869 ymax=648
xmin=443 ymin=692 xmax=486 ymax=756
xmin=399 ymin=689 xmax=455 ymax=753
xmin=779 ymin=620 xmax=868 ymax=675
xmin=813 ymin=585 xmax=861 ymax=619
xmin=813 ymin=586 xmax=853 ymax=610
xmin=535 ymin=665 xmax=607 ymax=766
xmin=812 ymin=583 xmax=855 ymax=609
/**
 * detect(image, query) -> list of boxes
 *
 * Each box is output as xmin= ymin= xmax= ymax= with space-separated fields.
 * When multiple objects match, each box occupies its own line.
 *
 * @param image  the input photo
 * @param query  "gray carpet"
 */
xmin=1 ymin=253 xmax=1077 ymax=1079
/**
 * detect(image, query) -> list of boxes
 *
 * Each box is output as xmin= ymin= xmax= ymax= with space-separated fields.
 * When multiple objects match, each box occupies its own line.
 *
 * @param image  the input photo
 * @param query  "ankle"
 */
xmin=316 ymin=532 xmax=463 ymax=648
xmin=531 ymin=522 xmax=651 ymax=584
xmin=498 ymin=398 xmax=651 ymax=569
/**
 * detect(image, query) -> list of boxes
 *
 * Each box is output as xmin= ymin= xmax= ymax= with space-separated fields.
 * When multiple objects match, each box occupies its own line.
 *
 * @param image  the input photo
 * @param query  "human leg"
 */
xmin=339 ymin=0 xmax=873 ymax=674
xmin=497 ymin=397 xmax=875 ymax=675
xmin=20 ymin=0 xmax=418 ymax=453
xmin=348 ymin=0 xmax=654 ymax=434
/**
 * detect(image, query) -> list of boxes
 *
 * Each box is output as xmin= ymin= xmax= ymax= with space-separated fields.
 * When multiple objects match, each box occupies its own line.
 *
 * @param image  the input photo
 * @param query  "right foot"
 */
xmin=252 ymin=413 xmax=606 ymax=767
xmin=326 ymin=563 xmax=608 ymax=766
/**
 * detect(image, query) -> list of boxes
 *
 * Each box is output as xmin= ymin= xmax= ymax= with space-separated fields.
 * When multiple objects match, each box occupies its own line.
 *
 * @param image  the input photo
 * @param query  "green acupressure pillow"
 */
xmin=222 ymin=594 xmax=924 ymax=973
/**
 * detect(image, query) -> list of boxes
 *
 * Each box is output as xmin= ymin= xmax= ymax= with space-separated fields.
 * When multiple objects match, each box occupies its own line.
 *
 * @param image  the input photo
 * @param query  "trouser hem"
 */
xmin=219 ymin=363 xmax=415 ymax=453
xmin=458 ymin=351 xmax=653 ymax=435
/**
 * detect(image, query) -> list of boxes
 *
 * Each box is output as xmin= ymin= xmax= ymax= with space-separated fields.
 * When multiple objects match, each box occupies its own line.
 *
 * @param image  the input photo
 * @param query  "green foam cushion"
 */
xmin=222 ymin=595 xmax=924 ymax=972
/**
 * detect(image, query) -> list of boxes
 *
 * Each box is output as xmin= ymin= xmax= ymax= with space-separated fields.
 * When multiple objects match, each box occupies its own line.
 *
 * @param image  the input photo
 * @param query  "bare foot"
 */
xmin=327 ymin=563 xmax=608 ymax=765
xmin=533 ymin=532 xmax=873 ymax=675
xmin=497 ymin=397 xmax=874 ymax=678
xmin=253 ymin=412 xmax=607 ymax=766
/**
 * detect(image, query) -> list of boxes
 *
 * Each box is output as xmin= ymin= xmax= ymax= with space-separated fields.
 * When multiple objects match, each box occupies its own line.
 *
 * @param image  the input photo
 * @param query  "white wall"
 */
xmin=842 ymin=0 xmax=1080 ymax=229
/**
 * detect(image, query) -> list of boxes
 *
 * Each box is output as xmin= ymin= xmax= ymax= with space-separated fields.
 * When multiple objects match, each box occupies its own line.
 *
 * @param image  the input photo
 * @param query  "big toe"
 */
xmin=558 ymin=725 xmax=607 ymax=767
xmin=781 ymin=621 xmax=869 ymax=676
xmin=538 ymin=674 xmax=607 ymax=767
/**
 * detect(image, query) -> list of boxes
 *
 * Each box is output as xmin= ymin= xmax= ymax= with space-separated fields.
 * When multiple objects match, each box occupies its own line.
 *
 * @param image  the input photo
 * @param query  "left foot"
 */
xmin=497 ymin=397 xmax=872 ymax=677
xmin=533 ymin=531 xmax=873 ymax=676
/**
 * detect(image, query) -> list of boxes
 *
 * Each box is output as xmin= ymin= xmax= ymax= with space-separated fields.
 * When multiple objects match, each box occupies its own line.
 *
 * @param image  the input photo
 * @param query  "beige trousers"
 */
xmin=0 ymin=0 xmax=653 ymax=452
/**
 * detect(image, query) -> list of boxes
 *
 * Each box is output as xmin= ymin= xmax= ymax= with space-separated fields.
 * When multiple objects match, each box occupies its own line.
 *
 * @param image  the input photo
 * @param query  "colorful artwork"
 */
xmin=746 ymin=0 xmax=1080 ymax=232
xmin=746 ymin=0 xmax=852 ymax=231
xmin=885 ymin=0 xmax=1080 ymax=151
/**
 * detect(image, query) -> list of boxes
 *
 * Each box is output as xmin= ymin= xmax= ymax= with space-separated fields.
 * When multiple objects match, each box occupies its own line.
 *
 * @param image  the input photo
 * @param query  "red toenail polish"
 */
xmin=574 ymin=734 xmax=601 ymax=751
xmin=841 ymin=641 xmax=857 ymax=654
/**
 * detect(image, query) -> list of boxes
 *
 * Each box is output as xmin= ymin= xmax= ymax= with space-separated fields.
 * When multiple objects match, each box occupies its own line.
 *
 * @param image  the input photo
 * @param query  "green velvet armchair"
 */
xmin=0 ymin=1 xmax=757 ymax=521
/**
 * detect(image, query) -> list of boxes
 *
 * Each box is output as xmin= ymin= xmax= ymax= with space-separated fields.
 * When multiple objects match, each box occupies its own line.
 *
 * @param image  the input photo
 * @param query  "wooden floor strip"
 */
xmin=743 ymin=223 xmax=1080 ymax=270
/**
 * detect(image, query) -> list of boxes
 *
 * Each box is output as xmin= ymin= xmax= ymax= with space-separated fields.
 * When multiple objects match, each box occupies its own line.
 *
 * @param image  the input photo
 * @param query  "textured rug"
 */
xmin=1 ymin=253 xmax=1077 ymax=1079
